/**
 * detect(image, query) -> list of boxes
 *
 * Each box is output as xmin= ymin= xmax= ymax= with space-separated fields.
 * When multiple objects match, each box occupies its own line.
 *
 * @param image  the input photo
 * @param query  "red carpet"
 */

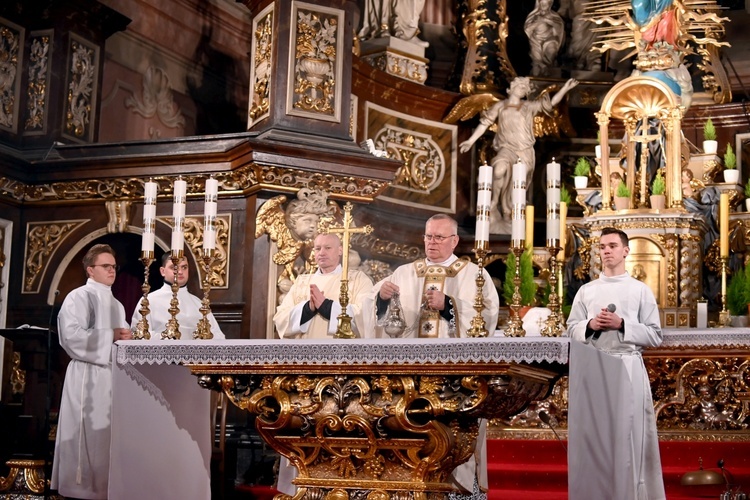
xmin=233 ymin=440 xmax=750 ymax=499
xmin=487 ymin=438 xmax=750 ymax=500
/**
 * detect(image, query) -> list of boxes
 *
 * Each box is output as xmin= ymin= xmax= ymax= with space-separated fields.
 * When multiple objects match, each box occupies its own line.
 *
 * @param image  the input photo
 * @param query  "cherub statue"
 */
xmin=448 ymin=76 xmax=578 ymax=233
xmin=255 ymin=189 xmax=336 ymax=282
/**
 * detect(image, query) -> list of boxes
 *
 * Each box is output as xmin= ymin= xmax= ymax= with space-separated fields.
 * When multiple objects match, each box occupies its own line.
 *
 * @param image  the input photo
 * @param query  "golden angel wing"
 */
xmin=443 ymin=93 xmax=501 ymax=124
xmin=255 ymin=195 xmax=288 ymax=241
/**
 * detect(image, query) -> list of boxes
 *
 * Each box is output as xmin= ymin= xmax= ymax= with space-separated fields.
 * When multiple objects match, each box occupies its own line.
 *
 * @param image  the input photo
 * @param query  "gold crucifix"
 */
xmin=325 ymin=202 xmax=373 ymax=338
xmin=631 ymin=120 xmax=662 ymax=208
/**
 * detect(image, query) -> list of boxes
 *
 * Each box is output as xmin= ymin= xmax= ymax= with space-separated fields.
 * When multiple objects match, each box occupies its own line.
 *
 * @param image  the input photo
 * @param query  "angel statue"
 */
xmin=255 ymin=188 xmax=336 ymax=285
xmin=452 ymin=76 xmax=578 ymax=233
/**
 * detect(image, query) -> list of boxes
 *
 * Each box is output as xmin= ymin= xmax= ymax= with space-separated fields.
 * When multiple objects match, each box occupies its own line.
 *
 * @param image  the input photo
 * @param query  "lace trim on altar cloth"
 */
xmin=114 ymin=337 xmax=570 ymax=366
xmin=661 ymin=329 xmax=750 ymax=348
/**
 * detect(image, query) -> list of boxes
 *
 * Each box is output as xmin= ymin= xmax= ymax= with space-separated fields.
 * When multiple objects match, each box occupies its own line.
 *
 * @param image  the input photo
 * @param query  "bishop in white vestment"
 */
xmin=566 ymin=228 xmax=665 ymax=500
xmin=52 ymin=245 xmax=131 ymax=499
xmin=130 ymin=254 xmax=225 ymax=339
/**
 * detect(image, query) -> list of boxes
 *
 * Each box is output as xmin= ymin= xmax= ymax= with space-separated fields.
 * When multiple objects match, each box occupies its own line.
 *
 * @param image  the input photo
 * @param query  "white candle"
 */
xmin=595 ymin=145 xmax=602 ymax=160
xmin=171 ymin=178 xmax=186 ymax=252
xmin=141 ymin=230 xmax=155 ymax=253
xmin=546 ymin=159 xmax=561 ymax=243
xmin=512 ymin=161 xmax=526 ymax=184
xmin=475 ymin=164 xmax=493 ymax=244
xmin=696 ymin=300 xmax=708 ymax=329
xmin=511 ymin=208 xmax=525 ymax=244
xmin=144 ymin=180 xmax=158 ymax=202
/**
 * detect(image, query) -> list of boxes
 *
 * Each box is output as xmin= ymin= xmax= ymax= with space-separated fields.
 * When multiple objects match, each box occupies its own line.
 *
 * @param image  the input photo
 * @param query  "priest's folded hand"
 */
xmin=309 ymin=284 xmax=327 ymax=311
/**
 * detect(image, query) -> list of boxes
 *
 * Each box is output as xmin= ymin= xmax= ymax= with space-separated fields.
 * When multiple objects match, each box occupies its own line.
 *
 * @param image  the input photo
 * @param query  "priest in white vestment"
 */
xmin=52 ymin=244 xmax=132 ymax=499
xmin=363 ymin=214 xmax=500 ymax=498
xmin=273 ymin=233 xmax=373 ymax=339
xmin=566 ymin=227 xmax=666 ymax=500
xmin=130 ymin=253 xmax=225 ymax=339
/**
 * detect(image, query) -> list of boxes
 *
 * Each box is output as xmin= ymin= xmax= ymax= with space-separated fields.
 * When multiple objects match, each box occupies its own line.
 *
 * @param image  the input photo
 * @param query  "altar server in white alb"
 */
xmin=364 ymin=214 xmax=499 ymax=499
xmin=566 ymin=227 xmax=665 ymax=500
xmin=52 ymin=244 xmax=132 ymax=499
xmin=274 ymin=232 xmax=373 ymax=338
xmin=130 ymin=253 xmax=225 ymax=339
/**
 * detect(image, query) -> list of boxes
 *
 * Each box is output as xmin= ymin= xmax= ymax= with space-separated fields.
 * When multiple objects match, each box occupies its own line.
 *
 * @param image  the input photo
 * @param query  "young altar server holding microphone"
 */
xmin=566 ymin=227 xmax=665 ymax=500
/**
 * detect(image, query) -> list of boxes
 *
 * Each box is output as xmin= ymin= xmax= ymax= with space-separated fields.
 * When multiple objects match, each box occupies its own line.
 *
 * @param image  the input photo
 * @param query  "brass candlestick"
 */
xmin=194 ymin=249 xmax=216 ymax=340
xmin=133 ymin=252 xmax=154 ymax=340
xmin=161 ymin=250 xmax=183 ymax=340
xmin=467 ymin=241 xmax=490 ymax=337
xmin=335 ymin=276 xmax=355 ymax=339
xmin=541 ymin=244 xmax=564 ymax=337
xmin=503 ymin=244 xmax=526 ymax=337
xmin=556 ymin=255 xmax=566 ymax=329
xmin=719 ymin=256 xmax=730 ymax=327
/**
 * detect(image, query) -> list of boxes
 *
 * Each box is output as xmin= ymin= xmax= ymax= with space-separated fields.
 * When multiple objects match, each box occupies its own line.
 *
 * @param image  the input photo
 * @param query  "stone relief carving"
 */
xmin=125 ymin=65 xmax=186 ymax=130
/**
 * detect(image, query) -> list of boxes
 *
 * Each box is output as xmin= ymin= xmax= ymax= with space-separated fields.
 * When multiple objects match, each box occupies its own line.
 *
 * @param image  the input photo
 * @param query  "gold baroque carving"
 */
xmin=0 ymin=24 xmax=20 ymax=130
xmin=180 ymin=215 xmax=231 ymax=289
xmin=23 ymin=220 xmax=88 ymax=293
xmin=0 ymin=459 xmax=46 ymax=494
xmin=105 ymin=200 xmax=132 ymax=233
xmin=65 ymin=38 xmax=97 ymax=139
xmin=0 ymin=164 xmax=388 ymax=204
xmin=650 ymin=357 xmax=750 ymax=431
xmin=24 ymin=35 xmax=49 ymax=131
xmin=248 ymin=6 xmax=273 ymax=126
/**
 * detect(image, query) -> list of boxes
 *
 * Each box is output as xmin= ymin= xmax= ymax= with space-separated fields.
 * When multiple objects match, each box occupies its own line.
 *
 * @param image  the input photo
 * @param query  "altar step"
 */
xmin=487 ymin=438 xmax=750 ymax=500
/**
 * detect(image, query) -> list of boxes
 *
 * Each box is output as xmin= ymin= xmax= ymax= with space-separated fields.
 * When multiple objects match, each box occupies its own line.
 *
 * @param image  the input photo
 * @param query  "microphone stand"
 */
xmin=44 ymin=290 xmax=59 ymax=499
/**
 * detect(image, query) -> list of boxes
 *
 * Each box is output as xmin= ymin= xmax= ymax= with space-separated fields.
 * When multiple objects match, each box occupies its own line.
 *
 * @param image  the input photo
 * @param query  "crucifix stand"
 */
xmin=325 ymin=202 xmax=373 ymax=338
xmin=630 ymin=122 xmax=662 ymax=208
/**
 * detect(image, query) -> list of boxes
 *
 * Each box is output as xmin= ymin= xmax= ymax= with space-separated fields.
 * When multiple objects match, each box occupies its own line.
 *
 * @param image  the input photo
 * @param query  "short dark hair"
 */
xmin=601 ymin=227 xmax=629 ymax=247
xmin=161 ymin=252 xmax=188 ymax=267
xmin=82 ymin=244 xmax=115 ymax=271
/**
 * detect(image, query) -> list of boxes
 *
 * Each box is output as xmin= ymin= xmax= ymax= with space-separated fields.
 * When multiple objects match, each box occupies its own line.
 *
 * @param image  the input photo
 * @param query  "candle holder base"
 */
xmin=503 ymin=245 xmax=526 ymax=338
xmin=133 ymin=253 xmax=154 ymax=340
xmin=540 ymin=246 xmax=565 ymax=337
xmin=467 ymin=245 xmax=490 ymax=337
xmin=194 ymin=249 xmax=216 ymax=340
xmin=161 ymin=251 xmax=183 ymax=340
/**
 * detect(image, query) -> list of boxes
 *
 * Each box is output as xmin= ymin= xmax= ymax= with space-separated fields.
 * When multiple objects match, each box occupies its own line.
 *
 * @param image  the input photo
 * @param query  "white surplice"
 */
xmin=130 ymin=283 xmax=225 ymax=340
xmin=273 ymin=265 xmax=373 ymax=339
xmin=52 ymin=278 xmax=128 ymax=499
xmin=566 ymin=272 xmax=665 ymax=500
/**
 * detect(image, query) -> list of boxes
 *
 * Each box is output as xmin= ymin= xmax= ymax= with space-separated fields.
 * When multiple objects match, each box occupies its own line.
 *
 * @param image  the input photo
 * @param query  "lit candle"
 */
xmin=546 ymin=159 xmax=561 ymax=244
xmin=203 ymin=178 xmax=219 ymax=251
xmin=475 ymin=164 xmax=493 ymax=244
xmin=720 ymin=192 xmax=729 ymax=257
xmin=171 ymin=178 xmax=187 ymax=252
xmin=525 ymin=205 xmax=534 ymax=249
xmin=511 ymin=161 xmax=527 ymax=247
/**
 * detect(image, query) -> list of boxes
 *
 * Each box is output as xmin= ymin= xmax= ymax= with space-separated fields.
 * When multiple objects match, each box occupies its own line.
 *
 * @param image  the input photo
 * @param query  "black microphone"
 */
xmin=607 ymin=303 xmax=616 ymax=313
xmin=539 ymin=411 xmax=567 ymax=453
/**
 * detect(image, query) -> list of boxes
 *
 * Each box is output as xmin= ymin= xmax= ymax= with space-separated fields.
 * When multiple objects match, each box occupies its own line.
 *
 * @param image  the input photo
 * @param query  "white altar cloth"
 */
xmin=114 ymin=336 xmax=570 ymax=366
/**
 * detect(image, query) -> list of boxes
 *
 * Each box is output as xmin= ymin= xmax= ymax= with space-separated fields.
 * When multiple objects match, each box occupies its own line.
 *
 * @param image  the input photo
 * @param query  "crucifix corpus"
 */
xmin=325 ymin=202 xmax=373 ymax=338
xmin=631 ymin=120 xmax=662 ymax=208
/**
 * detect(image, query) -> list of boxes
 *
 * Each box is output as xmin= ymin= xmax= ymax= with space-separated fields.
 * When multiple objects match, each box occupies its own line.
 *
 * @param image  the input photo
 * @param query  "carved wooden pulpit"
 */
xmin=111 ymin=338 xmax=568 ymax=499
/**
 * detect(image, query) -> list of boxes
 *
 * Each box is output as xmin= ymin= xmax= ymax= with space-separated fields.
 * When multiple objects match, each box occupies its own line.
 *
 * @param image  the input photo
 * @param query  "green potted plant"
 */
xmin=724 ymin=143 xmax=739 ymax=184
xmin=727 ymin=264 xmax=749 ymax=322
xmin=573 ymin=157 xmax=591 ymax=189
xmin=614 ymin=181 xmax=631 ymax=210
xmin=561 ymin=184 xmax=572 ymax=205
xmin=744 ymin=179 xmax=750 ymax=212
xmin=503 ymin=248 xmax=537 ymax=318
xmin=650 ymin=170 xmax=666 ymax=210
xmin=703 ymin=118 xmax=718 ymax=155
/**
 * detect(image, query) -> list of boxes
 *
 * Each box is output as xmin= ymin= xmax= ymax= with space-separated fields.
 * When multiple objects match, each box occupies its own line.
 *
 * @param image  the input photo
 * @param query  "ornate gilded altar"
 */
xmin=114 ymin=338 xmax=568 ymax=499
